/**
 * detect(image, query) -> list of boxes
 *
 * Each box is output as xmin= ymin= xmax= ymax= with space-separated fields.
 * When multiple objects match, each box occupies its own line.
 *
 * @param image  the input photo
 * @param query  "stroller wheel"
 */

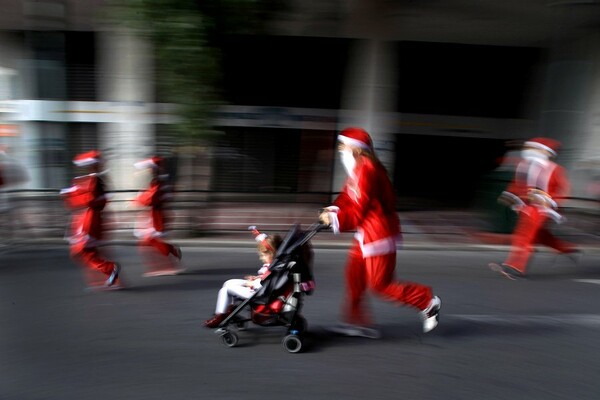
xmin=282 ymin=334 xmax=303 ymax=353
xmin=220 ymin=331 xmax=239 ymax=348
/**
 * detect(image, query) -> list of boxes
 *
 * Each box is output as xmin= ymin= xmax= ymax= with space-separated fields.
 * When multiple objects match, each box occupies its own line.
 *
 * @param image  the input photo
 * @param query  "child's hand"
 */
xmin=244 ymin=276 xmax=259 ymax=287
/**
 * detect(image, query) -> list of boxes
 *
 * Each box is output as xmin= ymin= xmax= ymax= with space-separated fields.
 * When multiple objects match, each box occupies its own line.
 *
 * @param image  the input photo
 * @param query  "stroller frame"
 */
xmin=215 ymin=223 xmax=326 ymax=353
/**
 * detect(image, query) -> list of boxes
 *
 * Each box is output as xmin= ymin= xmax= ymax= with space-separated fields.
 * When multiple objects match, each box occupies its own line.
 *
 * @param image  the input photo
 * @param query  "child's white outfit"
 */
xmin=214 ymin=264 xmax=271 ymax=314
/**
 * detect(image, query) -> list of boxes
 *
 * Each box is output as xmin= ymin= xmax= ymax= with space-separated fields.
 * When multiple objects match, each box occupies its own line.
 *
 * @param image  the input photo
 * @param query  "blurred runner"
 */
xmin=61 ymin=150 xmax=121 ymax=290
xmin=132 ymin=156 xmax=183 ymax=277
xmin=319 ymin=127 xmax=441 ymax=338
xmin=0 ymin=145 xmax=30 ymax=247
xmin=0 ymin=145 xmax=29 ymax=187
xmin=490 ymin=137 xmax=579 ymax=280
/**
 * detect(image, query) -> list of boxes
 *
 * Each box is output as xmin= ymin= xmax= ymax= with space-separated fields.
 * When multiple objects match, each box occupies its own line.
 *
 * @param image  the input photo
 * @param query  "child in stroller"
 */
xmin=206 ymin=223 xmax=322 ymax=353
xmin=204 ymin=228 xmax=283 ymax=328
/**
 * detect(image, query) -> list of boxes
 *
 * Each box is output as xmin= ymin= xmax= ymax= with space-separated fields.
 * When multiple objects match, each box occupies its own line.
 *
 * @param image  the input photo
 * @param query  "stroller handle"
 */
xmin=309 ymin=222 xmax=330 ymax=232
xmin=292 ymin=222 xmax=329 ymax=248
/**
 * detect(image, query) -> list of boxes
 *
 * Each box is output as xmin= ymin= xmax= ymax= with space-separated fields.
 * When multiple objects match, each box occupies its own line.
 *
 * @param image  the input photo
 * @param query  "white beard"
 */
xmin=340 ymin=150 xmax=356 ymax=177
xmin=522 ymin=149 xmax=549 ymax=164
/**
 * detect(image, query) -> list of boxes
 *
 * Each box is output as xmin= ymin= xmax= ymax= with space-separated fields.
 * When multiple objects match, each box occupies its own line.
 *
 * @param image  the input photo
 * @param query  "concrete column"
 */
xmin=572 ymin=34 xmax=600 ymax=200
xmin=97 ymin=29 xmax=155 ymax=192
xmin=540 ymin=34 xmax=600 ymax=200
xmin=334 ymin=39 xmax=397 ymax=193
xmin=539 ymin=60 xmax=592 ymax=168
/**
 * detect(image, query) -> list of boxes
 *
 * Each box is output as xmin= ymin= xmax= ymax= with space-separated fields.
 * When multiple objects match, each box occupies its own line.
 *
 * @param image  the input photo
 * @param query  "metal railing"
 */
xmin=0 ymin=189 xmax=598 ymax=244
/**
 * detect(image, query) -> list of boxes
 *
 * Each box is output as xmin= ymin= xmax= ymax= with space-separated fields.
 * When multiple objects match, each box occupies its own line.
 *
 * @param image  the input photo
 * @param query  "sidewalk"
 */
xmin=188 ymin=209 xmax=600 ymax=253
xmin=11 ymin=207 xmax=600 ymax=253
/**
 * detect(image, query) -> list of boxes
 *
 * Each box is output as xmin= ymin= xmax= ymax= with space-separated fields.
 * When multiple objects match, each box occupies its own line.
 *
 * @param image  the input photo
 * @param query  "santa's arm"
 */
xmin=133 ymin=184 xmax=158 ymax=207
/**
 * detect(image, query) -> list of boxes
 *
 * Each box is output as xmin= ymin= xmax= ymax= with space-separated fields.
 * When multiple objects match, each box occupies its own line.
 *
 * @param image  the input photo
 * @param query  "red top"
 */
xmin=331 ymin=157 xmax=400 ymax=256
xmin=506 ymin=158 xmax=570 ymax=206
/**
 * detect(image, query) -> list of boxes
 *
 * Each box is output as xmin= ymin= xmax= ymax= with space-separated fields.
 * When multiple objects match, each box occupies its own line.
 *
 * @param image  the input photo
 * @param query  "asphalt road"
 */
xmin=2 ymin=244 xmax=600 ymax=400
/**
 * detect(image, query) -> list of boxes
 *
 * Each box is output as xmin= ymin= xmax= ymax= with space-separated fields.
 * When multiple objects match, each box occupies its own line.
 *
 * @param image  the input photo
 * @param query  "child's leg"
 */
xmin=215 ymin=279 xmax=252 ymax=314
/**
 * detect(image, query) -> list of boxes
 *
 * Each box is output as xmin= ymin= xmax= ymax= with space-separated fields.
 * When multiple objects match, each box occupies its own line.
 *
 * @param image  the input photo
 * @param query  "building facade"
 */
xmin=0 ymin=0 xmax=599 ymax=213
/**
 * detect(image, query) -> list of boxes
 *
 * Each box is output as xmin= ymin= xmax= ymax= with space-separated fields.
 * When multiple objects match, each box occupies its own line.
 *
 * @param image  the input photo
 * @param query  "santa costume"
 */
xmin=61 ymin=150 xmax=120 ymax=289
xmin=132 ymin=156 xmax=182 ymax=276
xmin=491 ymin=137 xmax=578 ymax=279
xmin=321 ymin=127 xmax=441 ymax=336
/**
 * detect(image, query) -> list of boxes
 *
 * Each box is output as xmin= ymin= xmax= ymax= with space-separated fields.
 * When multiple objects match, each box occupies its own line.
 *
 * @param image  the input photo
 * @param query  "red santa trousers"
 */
xmin=343 ymin=241 xmax=432 ymax=326
xmin=70 ymin=242 xmax=116 ymax=286
xmin=137 ymin=209 xmax=177 ymax=257
xmin=137 ymin=209 xmax=179 ymax=271
xmin=138 ymin=235 xmax=179 ymax=273
xmin=140 ymin=236 xmax=177 ymax=257
xmin=68 ymin=209 xmax=116 ymax=282
xmin=505 ymin=205 xmax=576 ymax=273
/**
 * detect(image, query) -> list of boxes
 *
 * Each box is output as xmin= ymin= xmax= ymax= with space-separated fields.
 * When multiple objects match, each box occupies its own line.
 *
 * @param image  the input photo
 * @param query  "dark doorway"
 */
xmin=393 ymin=134 xmax=507 ymax=209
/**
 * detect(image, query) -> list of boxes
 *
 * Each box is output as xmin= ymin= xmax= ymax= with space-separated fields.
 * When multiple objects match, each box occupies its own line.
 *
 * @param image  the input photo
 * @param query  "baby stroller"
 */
xmin=214 ymin=223 xmax=326 ymax=353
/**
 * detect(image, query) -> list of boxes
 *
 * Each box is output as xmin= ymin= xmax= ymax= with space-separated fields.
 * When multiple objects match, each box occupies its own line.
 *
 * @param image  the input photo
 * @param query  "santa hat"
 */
xmin=248 ymin=225 xmax=274 ymax=252
xmin=524 ymin=137 xmax=560 ymax=157
xmin=134 ymin=156 xmax=163 ymax=170
xmin=73 ymin=150 xmax=101 ymax=167
xmin=338 ymin=127 xmax=373 ymax=150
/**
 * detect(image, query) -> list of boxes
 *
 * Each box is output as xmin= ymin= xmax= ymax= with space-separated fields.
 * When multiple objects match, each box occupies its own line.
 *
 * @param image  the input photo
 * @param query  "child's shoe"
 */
xmin=204 ymin=313 xmax=228 ymax=328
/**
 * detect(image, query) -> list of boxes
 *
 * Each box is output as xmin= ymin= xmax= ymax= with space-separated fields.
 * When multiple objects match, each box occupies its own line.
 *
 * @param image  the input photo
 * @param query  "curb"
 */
xmin=6 ymin=237 xmax=600 ymax=255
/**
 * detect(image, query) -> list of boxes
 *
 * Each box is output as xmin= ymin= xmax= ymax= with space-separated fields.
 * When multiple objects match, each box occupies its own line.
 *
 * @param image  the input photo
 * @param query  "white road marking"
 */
xmin=572 ymin=279 xmax=600 ymax=285
xmin=451 ymin=314 xmax=600 ymax=327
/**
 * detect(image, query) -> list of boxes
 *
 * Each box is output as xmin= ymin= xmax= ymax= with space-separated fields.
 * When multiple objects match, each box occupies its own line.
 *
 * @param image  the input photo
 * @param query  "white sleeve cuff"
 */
xmin=329 ymin=212 xmax=340 ymax=234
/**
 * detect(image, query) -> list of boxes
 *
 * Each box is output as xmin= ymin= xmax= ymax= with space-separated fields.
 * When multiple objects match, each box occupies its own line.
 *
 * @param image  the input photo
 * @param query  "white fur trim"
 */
xmin=60 ymin=186 xmax=78 ymax=195
xmin=529 ymin=192 xmax=557 ymax=209
xmin=134 ymin=159 xmax=156 ymax=170
xmin=73 ymin=157 xmax=98 ymax=167
xmin=537 ymin=207 xmax=564 ymax=224
xmin=338 ymin=135 xmax=371 ymax=150
xmin=255 ymin=233 xmax=268 ymax=243
xmin=500 ymin=191 xmax=525 ymax=211
xmin=525 ymin=141 xmax=556 ymax=156
xmin=329 ymin=212 xmax=340 ymax=234
xmin=324 ymin=206 xmax=340 ymax=234
xmin=354 ymin=230 xmax=398 ymax=257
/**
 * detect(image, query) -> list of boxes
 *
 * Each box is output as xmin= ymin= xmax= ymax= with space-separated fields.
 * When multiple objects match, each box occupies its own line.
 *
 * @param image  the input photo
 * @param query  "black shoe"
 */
xmin=173 ymin=246 xmax=183 ymax=261
xmin=566 ymin=249 xmax=584 ymax=265
xmin=489 ymin=263 xmax=525 ymax=280
xmin=105 ymin=263 xmax=121 ymax=287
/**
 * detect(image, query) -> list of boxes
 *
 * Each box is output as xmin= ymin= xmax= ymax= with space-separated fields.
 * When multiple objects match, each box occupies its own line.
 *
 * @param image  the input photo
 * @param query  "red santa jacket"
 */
xmin=60 ymin=174 xmax=108 ymax=244
xmin=61 ymin=174 xmax=107 ymax=210
xmin=133 ymin=178 xmax=173 ymax=235
xmin=502 ymin=156 xmax=570 ymax=221
xmin=327 ymin=157 xmax=400 ymax=257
